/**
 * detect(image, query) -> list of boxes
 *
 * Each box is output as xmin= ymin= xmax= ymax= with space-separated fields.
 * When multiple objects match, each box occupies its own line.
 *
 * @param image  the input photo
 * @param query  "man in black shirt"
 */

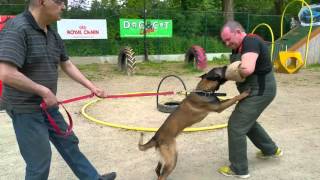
xmin=218 ymin=20 xmax=282 ymax=178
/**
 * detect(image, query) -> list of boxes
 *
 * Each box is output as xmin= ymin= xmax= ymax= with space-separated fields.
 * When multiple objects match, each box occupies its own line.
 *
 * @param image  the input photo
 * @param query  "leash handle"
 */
xmin=40 ymin=93 xmax=94 ymax=137
xmin=214 ymin=93 xmax=227 ymax=96
xmin=40 ymin=101 xmax=73 ymax=137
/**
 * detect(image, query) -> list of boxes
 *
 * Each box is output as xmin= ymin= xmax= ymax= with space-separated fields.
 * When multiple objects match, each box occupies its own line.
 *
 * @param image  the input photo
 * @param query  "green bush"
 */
xmin=0 ymin=4 xmax=285 ymax=57
xmin=64 ymin=36 xmax=227 ymax=56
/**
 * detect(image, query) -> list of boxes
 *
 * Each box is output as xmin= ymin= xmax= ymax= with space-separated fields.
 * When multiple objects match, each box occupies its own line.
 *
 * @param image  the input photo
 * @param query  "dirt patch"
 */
xmin=1 ymin=68 xmax=320 ymax=180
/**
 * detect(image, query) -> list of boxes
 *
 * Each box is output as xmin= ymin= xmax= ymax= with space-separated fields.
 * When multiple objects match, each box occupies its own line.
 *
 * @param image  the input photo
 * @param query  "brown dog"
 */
xmin=138 ymin=66 xmax=250 ymax=180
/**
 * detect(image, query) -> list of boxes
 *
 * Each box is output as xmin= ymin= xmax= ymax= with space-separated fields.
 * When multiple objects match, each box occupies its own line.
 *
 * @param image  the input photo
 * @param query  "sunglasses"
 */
xmin=52 ymin=0 xmax=65 ymax=5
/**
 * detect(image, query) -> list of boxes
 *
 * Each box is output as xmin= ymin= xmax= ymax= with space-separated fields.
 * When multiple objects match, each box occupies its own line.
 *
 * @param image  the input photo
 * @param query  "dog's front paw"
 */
xmin=237 ymin=88 xmax=251 ymax=100
xmin=242 ymin=88 xmax=251 ymax=96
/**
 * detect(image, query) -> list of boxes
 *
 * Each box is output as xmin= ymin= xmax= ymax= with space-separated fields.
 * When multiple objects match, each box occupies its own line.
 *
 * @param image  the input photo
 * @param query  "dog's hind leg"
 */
xmin=158 ymin=141 xmax=178 ymax=180
xmin=139 ymin=133 xmax=156 ymax=151
xmin=155 ymin=161 xmax=162 ymax=177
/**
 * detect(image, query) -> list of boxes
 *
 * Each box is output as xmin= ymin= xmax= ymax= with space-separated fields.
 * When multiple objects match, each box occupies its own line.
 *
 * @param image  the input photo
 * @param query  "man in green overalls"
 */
xmin=218 ymin=20 xmax=283 ymax=178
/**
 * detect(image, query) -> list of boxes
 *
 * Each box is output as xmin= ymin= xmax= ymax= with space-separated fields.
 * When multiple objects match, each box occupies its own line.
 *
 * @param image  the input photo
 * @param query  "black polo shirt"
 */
xmin=231 ymin=35 xmax=272 ymax=75
xmin=0 ymin=10 xmax=68 ymax=113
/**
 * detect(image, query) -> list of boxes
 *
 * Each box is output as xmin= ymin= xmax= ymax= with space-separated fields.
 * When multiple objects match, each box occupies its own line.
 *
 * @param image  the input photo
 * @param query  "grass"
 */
xmin=210 ymin=55 xmax=229 ymax=65
xmin=306 ymin=64 xmax=320 ymax=71
xmin=75 ymin=59 xmax=320 ymax=81
xmin=75 ymin=59 xmax=230 ymax=80
xmin=76 ymin=63 xmax=121 ymax=81
xmin=135 ymin=61 xmax=203 ymax=76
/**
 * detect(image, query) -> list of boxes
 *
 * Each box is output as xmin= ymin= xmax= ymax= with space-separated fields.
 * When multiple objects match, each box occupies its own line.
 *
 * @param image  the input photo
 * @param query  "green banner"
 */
xmin=120 ymin=18 xmax=172 ymax=38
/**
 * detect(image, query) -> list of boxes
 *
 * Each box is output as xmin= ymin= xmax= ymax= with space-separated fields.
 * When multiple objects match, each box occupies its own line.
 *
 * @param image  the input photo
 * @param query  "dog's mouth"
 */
xmin=198 ymin=67 xmax=228 ymax=92
xmin=205 ymin=74 xmax=227 ymax=92
xmin=197 ymin=80 xmax=221 ymax=93
xmin=200 ymin=67 xmax=227 ymax=85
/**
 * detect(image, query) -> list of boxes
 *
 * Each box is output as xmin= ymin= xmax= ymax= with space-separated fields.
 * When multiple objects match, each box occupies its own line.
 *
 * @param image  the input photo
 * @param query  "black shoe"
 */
xmin=99 ymin=172 xmax=117 ymax=180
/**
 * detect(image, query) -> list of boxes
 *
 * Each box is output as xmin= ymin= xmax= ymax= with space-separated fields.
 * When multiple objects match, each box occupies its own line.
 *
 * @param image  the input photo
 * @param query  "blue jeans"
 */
xmin=6 ymin=107 xmax=100 ymax=180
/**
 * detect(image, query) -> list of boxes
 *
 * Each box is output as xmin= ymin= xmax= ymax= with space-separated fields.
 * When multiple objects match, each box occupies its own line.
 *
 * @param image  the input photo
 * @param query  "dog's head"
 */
xmin=196 ymin=66 xmax=227 ymax=91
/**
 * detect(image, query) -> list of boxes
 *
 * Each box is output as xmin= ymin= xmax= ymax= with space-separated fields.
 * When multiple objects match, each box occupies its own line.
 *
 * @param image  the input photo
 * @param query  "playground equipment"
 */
xmin=251 ymin=22 xmax=305 ymax=74
xmin=298 ymin=4 xmax=320 ymax=26
xmin=274 ymin=0 xmax=313 ymax=73
xmin=274 ymin=51 xmax=304 ymax=74
xmin=118 ymin=46 xmax=136 ymax=76
xmin=251 ymin=23 xmax=275 ymax=62
xmin=185 ymin=45 xmax=208 ymax=70
xmin=156 ymin=75 xmax=187 ymax=113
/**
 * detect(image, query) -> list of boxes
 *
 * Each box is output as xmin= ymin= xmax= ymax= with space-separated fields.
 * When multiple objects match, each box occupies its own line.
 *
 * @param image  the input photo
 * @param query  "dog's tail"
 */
xmin=138 ymin=132 xmax=156 ymax=151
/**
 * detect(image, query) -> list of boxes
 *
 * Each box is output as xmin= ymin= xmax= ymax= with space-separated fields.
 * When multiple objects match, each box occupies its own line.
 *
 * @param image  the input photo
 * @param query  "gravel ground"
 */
xmin=1 ymin=68 xmax=320 ymax=180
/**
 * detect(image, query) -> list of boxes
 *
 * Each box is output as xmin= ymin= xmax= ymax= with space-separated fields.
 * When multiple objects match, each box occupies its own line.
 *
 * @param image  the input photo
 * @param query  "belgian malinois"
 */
xmin=138 ymin=66 xmax=250 ymax=180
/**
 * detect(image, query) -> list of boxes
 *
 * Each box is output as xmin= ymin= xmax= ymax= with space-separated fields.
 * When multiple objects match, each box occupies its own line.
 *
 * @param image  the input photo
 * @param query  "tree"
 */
xmin=274 ymin=0 xmax=287 ymax=15
xmin=107 ymin=0 xmax=118 ymax=7
xmin=69 ymin=0 xmax=91 ymax=10
xmin=272 ymin=0 xmax=311 ymax=15
xmin=0 ymin=0 xmax=24 ymax=4
xmin=203 ymin=0 xmax=222 ymax=11
xmin=0 ymin=0 xmax=25 ymax=14
xmin=223 ymin=0 xmax=234 ymax=22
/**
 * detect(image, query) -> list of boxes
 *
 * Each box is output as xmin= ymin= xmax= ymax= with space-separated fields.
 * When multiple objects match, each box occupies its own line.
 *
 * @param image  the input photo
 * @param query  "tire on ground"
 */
xmin=185 ymin=45 xmax=207 ymax=70
xmin=118 ymin=47 xmax=136 ymax=76
xmin=157 ymin=101 xmax=180 ymax=113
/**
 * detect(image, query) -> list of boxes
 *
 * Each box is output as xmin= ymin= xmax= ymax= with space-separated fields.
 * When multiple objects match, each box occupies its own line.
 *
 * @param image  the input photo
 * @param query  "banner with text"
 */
xmin=0 ymin=15 xmax=15 ymax=31
xmin=120 ymin=18 xmax=172 ymax=38
xmin=57 ymin=19 xmax=107 ymax=39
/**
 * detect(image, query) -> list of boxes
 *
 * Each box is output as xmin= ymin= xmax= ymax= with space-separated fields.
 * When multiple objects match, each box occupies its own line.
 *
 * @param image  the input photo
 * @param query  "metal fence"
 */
xmin=0 ymin=4 xmax=292 ymax=59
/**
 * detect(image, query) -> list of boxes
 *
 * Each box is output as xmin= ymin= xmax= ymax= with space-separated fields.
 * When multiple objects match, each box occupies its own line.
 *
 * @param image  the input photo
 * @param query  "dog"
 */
xmin=138 ymin=66 xmax=250 ymax=180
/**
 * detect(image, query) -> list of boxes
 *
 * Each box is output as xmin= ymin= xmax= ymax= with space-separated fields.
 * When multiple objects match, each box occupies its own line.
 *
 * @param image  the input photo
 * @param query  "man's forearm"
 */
xmin=0 ymin=63 xmax=49 ymax=97
xmin=239 ymin=52 xmax=258 ymax=77
xmin=60 ymin=60 xmax=95 ymax=91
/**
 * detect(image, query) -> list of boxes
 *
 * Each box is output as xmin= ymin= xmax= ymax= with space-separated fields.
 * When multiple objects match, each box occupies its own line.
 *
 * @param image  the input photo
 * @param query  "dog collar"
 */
xmin=195 ymin=91 xmax=227 ymax=97
xmin=195 ymin=91 xmax=226 ymax=104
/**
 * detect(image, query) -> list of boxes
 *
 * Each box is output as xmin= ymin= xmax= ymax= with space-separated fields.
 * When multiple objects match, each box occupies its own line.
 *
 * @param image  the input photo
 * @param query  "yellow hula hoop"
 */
xmin=281 ymin=0 xmax=313 ymax=65
xmin=81 ymin=96 xmax=228 ymax=133
xmin=251 ymin=23 xmax=275 ymax=62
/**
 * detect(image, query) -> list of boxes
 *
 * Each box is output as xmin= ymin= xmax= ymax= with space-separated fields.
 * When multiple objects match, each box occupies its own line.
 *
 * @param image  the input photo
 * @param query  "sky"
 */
xmin=68 ymin=0 xmax=126 ymax=9
xmin=68 ymin=0 xmax=95 ymax=9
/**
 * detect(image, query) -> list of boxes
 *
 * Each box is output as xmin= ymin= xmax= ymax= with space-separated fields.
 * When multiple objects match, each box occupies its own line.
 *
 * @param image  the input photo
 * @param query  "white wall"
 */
xmin=70 ymin=53 xmax=231 ymax=65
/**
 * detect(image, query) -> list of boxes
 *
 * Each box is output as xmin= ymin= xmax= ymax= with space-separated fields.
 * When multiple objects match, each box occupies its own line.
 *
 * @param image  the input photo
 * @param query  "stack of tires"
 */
xmin=185 ymin=45 xmax=208 ymax=70
xmin=118 ymin=47 xmax=136 ymax=76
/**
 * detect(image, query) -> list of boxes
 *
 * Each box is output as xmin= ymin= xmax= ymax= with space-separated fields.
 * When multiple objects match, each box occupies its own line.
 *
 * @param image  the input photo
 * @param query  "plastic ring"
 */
xmin=81 ymin=98 xmax=227 ymax=133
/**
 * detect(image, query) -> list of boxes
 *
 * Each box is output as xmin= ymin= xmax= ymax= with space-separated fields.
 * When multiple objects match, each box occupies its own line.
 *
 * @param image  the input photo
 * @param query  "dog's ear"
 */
xmin=220 ymin=66 xmax=227 ymax=79
xmin=219 ymin=78 xmax=227 ymax=85
xmin=199 ymin=73 xmax=207 ymax=79
xmin=206 ymin=69 xmax=220 ymax=80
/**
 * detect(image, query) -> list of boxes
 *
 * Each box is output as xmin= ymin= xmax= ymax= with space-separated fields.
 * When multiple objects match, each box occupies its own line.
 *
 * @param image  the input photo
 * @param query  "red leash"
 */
xmin=60 ymin=93 xmax=95 ymax=104
xmin=41 ymin=91 xmax=175 ymax=136
xmin=40 ymin=93 xmax=95 ymax=137
xmin=105 ymin=91 xmax=174 ymax=99
xmin=40 ymin=102 xmax=74 ymax=136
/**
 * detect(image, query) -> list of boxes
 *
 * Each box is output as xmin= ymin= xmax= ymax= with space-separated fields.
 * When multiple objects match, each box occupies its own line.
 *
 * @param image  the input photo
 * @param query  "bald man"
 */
xmin=217 ymin=21 xmax=282 ymax=178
